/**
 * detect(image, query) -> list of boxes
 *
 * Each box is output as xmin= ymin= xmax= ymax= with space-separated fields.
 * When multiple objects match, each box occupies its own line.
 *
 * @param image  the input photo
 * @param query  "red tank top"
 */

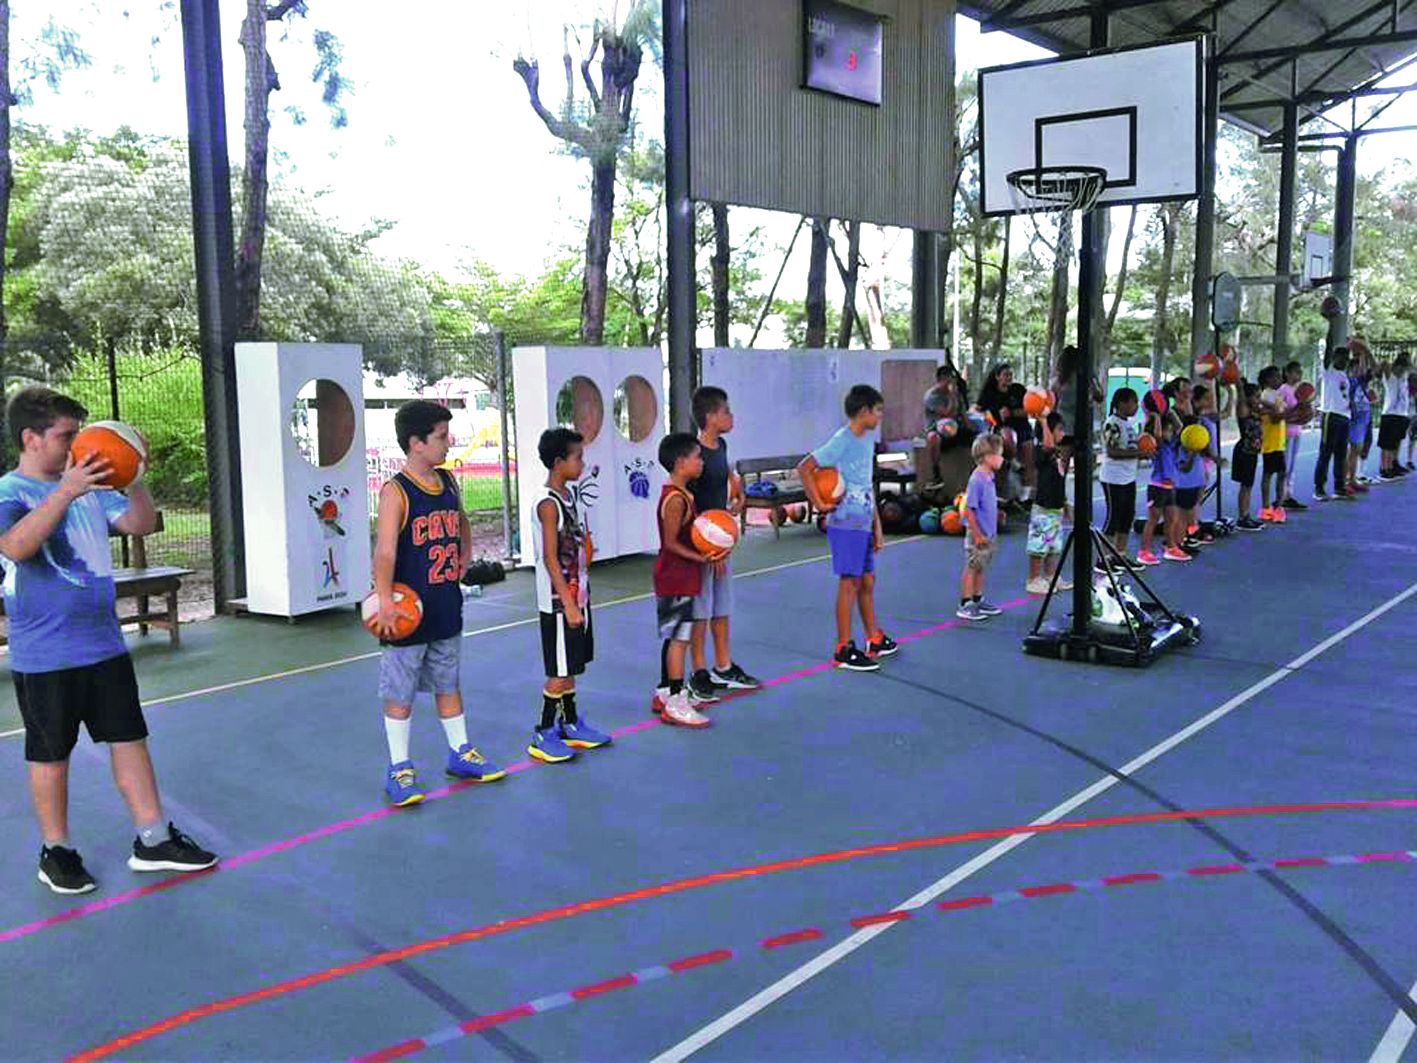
xmin=652 ymin=484 xmax=702 ymax=597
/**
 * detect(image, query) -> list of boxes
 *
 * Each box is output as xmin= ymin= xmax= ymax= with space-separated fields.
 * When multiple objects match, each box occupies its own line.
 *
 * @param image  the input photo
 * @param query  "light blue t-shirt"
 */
xmin=0 ymin=474 xmax=130 ymax=673
xmin=964 ymin=468 xmax=998 ymax=543
xmin=812 ymin=426 xmax=876 ymax=532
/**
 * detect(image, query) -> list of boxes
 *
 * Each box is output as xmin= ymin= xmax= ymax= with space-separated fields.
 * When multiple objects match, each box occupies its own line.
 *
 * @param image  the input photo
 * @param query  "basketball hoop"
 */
xmin=1006 ymin=165 xmax=1108 ymax=262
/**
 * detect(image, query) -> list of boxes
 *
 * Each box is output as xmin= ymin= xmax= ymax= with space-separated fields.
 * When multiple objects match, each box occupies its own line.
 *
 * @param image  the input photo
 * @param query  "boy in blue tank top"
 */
xmin=372 ymin=401 xmax=505 ymax=806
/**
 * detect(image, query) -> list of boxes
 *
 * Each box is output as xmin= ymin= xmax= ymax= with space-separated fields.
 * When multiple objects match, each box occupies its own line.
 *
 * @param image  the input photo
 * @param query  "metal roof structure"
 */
xmin=958 ymin=1 xmax=1417 ymax=139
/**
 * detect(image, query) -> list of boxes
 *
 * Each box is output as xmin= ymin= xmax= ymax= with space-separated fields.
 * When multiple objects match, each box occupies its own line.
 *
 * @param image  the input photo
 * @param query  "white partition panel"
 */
xmin=235 ymin=342 xmax=370 ymax=618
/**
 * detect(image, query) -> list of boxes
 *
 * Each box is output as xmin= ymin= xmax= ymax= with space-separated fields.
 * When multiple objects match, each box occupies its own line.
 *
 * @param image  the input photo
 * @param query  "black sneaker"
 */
xmin=38 ymin=845 xmax=97 ymax=895
xmin=1282 ymin=496 xmax=1309 ymax=510
xmin=710 ymin=662 xmax=761 ymax=690
xmin=866 ymin=632 xmax=899 ymax=658
xmin=833 ymin=641 xmax=880 ymax=672
xmin=687 ymin=670 xmax=724 ymax=704
xmin=128 ymin=824 xmax=219 ymax=874
xmin=1237 ymin=516 xmax=1264 ymax=531
xmin=1380 ymin=469 xmax=1401 ymax=482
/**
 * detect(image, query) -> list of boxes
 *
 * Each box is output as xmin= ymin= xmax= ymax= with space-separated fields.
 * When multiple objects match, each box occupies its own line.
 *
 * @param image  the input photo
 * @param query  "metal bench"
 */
xmin=0 ymin=511 xmax=191 ymax=649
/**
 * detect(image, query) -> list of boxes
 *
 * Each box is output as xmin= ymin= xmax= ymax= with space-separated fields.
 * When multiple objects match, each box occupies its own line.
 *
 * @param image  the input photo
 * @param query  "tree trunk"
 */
xmin=1152 ymin=205 xmax=1178 ymax=381
xmin=582 ymin=156 xmax=616 ymax=345
xmin=710 ymin=202 xmax=730 ymax=347
xmin=836 ymin=221 xmax=861 ymax=349
xmin=969 ymin=224 xmax=987 ymax=380
xmin=805 ymin=218 xmax=829 ymax=348
xmin=0 ymin=1 xmax=11 ymax=467
xmin=1045 ymin=216 xmax=1071 ymax=365
xmin=235 ymin=0 xmax=275 ymax=341
xmin=1101 ymin=204 xmax=1138 ymax=377
xmin=991 ymin=216 xmax=1011 ymax=359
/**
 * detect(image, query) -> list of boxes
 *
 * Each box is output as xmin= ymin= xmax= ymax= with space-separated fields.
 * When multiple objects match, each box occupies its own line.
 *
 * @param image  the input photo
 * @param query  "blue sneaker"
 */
xmin=559 ymin=716 xmax=612 ymax=750
xmin=385 ymin=761 xmax=425 ymax=807
xmin=528 ymin=726 xmax=576 ymax=764
xmin=445 ymin=744 xmax=507 ymax=782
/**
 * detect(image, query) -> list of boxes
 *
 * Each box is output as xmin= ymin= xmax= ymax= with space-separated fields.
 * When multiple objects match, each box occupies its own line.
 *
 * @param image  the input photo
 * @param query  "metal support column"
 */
xmin=1190 ymin=37 xmax=1220 ymax=363
xmin=1327 ymin=135 xmax=1358 ymax=352
xmin=180 ymin=0 xmax=244 ymax=609
xmin=911 ymin=232 xmax=940 ymax=350
xmin=1273 ymin=101 xmax=1298 ymax=358
xmin=663 ymin=0 xmax=695 ymax=432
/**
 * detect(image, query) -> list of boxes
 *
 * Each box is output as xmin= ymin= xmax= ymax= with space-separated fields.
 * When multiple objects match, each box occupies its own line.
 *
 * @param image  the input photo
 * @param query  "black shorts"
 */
xmin=1231 ymin=447 xmax=1258 ymax=487
xmin=1379 ymin=414 xmax=1410 ymax=451
xmin=15 ymin=653 xmax=146 ymax=763
xmin=1146 ymin=485 xmax=1175 ymax=510
xmin=1174 ymin=487 xmax=1201 ymax=510
xmin=1262 ymin=451 xmax=1286 ymax=476
xmin=1101 ymin=481 xmax=1136 ymax=536
xmin=539 ymin=605 xmax=594 ymax=679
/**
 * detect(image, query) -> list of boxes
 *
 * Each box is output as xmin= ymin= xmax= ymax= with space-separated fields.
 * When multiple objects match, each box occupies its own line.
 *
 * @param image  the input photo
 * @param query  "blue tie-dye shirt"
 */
xmin=0 ymin=474 xmax=130 ymax=673
xmin=812 ymin=426 xmax=877 ymax=532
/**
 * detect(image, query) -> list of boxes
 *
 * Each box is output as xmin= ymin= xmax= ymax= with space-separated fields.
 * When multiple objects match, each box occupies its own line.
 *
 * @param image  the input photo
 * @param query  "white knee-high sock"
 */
xmin=384 ymin=716 xmax=412 ymax=764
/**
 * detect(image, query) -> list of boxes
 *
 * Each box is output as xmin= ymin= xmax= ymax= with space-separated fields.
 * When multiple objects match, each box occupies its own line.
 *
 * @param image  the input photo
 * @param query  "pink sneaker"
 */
xmin=1163 ymin=546 xmax=1192 ymax=562
xmin=1136 ymin=550 xmax=1161 ymax=566
xmin=1272 ymin=506 xmax=1287 ymax=523
xmin=650 ymin=689 xmax=667 ymax=716
xmin=661 ymin=692 xmax=711 ymax=729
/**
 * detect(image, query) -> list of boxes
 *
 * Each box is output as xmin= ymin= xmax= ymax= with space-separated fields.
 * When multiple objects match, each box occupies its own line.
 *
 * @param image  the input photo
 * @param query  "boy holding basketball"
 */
xmin=0 ymin=387 xmax=217 ymax=894
xmin=799 ymin=385 xmax=898 ymax=671
xmin=372 ymin=400 xmax=504 ymax=806
xmin=529 ymin=427 xmax=612 ymax=763
xmin=653 ymin=433 xmax=712 ymax=727
xmin=687 ymin=386 xmax=759 ymax=702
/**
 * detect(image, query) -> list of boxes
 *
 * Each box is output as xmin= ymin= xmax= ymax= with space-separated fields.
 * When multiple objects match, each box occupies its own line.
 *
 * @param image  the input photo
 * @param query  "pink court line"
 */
xmin=347 ymin=848 xmax=1417 ymax=1062
xmin=1 ymin=595 xmax=1039 ymax=947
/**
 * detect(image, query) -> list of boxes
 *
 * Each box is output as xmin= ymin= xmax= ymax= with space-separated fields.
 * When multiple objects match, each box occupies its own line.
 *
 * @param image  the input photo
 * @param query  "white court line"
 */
xmin=0 ymin=537 xmax=924 ymax=741
xmin=1370 ymin=977 xmax=1417 ymax=1063
xmin=652 ymin=578 xmax=1417 ymax=1063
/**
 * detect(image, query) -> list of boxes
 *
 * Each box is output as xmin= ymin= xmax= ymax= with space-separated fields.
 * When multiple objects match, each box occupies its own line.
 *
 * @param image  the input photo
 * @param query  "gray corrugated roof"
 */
xmin=958 ymin=0 xmax=1417 ymax=138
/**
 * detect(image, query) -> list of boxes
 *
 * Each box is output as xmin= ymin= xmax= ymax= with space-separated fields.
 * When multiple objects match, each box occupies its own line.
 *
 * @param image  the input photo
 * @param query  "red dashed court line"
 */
xmin=347 ymin=849 xmax=1417 ymax=1062
xmin=66 ymin=800 xmax=1417 ymax=1062
xmin=0 ymin=597 xmax=1030 ymax=949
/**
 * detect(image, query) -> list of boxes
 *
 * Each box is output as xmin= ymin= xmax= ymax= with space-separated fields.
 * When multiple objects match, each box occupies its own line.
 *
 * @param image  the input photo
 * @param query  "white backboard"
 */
xmin=978 ymin=39 xmax=1204 ymax=216
xmin=1303 ymin=231 xmax=1333 ymax=287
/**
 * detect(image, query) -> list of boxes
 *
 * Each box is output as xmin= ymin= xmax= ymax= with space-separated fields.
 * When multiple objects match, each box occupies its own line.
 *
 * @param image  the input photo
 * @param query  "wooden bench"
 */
xmin=736 ymin=454 xmax=815 ymax=539
xmin=0 ymin=511 xmax=191 ymax=648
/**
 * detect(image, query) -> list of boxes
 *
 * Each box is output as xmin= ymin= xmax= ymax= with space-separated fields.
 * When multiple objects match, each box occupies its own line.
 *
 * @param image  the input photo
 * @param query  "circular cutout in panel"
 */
xmin=555 ymin=376 xmax=603 ymax=446
xmin=614 ymin=375 xmax=658 ymax=443
xmin=289 ymin=378 xmax=356 ymax=468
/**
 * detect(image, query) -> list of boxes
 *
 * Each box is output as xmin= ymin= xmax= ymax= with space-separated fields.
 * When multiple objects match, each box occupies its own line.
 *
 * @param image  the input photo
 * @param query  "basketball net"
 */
xmin=1004 ymin=165 xmax=1108 ymax=270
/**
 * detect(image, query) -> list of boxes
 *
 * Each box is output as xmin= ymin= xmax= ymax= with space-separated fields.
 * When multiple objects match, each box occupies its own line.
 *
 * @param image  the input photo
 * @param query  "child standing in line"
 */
xmin=1137 ymin=400 xmax=1187 ymax=565
xmin=1099 ymin=387 xmax=1143 ymax=571
xmin=652 ymin=433 xmax=712 ymax=728
xmin=1025 ymin=414 xmax=1073 ymax=595
xmin=1346 ymin=346 xmax=1375 ymax=491
xmin=373 ymin=400 xmax=505 ymax=806
xmin=1232 ymin=382 xmax=1264 ymax=531
xmin=799 ymin=385 xmax=898 ymax=671
xmin=1188 ymin=382 xmax=1228 ymax=544
xmin=1314 ymin=346 xmax=1353 ymax=501
xmin=1278 ymin=361 xmax=1308 ymax=509
xmin=686 ymin=386 xmax=760 ymax=702
xmin=1256 ymin=366 xmax=1290 ymax=524
xmin=958 ymin=433 xmax=1005 ymax=621
xmin=1376 ymin=352 xmax=1413 ymax=481
xmin=528 ymin=428 xmax=612 ymax=764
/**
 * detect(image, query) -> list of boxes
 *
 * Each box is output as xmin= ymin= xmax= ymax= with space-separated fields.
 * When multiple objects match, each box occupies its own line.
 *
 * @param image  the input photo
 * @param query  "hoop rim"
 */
xmin=1005 ymin=165 xmax=1109 ymax=213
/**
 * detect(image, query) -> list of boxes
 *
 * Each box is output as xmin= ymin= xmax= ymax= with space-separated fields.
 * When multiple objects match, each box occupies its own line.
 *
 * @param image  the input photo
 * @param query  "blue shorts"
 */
xmin=826 ymin=527 xmax=876 ymax=578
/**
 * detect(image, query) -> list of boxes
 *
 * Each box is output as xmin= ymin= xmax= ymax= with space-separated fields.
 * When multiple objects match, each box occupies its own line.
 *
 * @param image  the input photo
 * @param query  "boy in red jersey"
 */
xmin=652 ymin=432 xmax=712 ymax=729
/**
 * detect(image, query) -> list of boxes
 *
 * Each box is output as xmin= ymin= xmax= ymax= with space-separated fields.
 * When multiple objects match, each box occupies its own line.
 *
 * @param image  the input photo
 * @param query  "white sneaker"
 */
xmin=1025 ymin=577 xmax=1050 ymax=595
xmin=1054 ymin=577 xmax=1074 ymax=591
xmin=661 ymin=692 xmax=711 ymax=729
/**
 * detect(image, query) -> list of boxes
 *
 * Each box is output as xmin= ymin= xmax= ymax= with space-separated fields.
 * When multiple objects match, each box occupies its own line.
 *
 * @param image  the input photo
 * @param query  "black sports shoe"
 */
xmin=866 ymin=632 xmax=899 ymax=659
xmin=710 ymin=662 xmax=762 ymax=690
xmin=128 ymin=823 xmax=219 ymax=874
xmin=687 ymin=670 xmax=724 ymax=704
xmin=833 ymin=641 xmax=880 ymax=672
xmin=1281 ymin=496 xmax=1309 ymax=510
xmin=1237 ymin=516 xmax=1264 ymax=531
xmin=38 ymin=845 xmax=97 ymax=895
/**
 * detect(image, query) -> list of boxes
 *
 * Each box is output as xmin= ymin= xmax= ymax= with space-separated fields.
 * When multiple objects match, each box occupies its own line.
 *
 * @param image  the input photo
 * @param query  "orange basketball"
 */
xmin=1220 ymin=361 xmax=1241 ymax=386
xmin=70 ymin=421 xmax=147 ymax=490
xmin=1195 ymin=353 xmax=1220 ymax=380
xmin=361 ymin=582 xmax=424 ymax=641
xmin=692 ymin=509 xmax=739 ymax=558
xmin=1022 ymin=387 xmax=1051 ymax=418
xmin=940 ymin=509 xmax=964 ymax=536
xmin=1137 ymin=432 xmax=1158 ymax=457
xmin=813 ymin=466 xmax=845 ymax=509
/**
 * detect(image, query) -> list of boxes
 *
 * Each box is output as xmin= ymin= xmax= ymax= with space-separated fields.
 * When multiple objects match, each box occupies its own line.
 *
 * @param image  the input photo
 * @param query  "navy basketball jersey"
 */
xmin=390 ymin=468 xmax=464 ymax=645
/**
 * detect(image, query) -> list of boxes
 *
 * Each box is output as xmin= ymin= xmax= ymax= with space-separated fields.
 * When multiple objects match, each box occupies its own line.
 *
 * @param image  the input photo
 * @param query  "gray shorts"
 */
xmin=378 ymin=637 xmax=461 ymax=706
xmin=691 ymin=556 xmax=734 ymax=621
xmin=657 ymin=595 xmax=696 ymax=642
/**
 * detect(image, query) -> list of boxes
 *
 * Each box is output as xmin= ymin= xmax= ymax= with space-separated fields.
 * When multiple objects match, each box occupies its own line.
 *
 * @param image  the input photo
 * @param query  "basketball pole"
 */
xmin=1070 ymin=203 xmax=1100 ymax=639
